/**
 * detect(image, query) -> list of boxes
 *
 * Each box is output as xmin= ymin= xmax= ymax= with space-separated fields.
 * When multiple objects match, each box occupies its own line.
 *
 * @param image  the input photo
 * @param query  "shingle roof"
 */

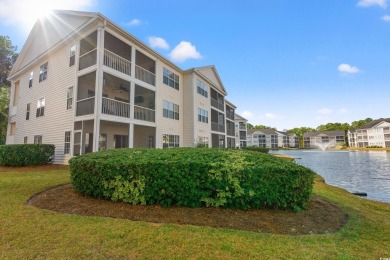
xmin=247 ymin=129 xmax=277 ymax=135
xmin=358 ymin=118 xmax=390 ymax=130
xmin=303 ymin=130 xmax=345 ymax=138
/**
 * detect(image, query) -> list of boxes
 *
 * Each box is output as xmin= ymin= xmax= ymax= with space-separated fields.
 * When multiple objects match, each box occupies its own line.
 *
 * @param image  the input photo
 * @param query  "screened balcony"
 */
xmin=211 ymin=109 xmax=225 ymax=133
xmin=76 ymin=72 xmax=96 ymax=116
xmin=134 ymin=85 xmax=155 ymax=122
xmin=79 ymin=31 xmax=97 ymax=71
xmin=103 ymin=32 xmax=132 ymax=76
xmin=210 ymin=88 xmax=224 ymax=111
xmin=135 ymin=50 xmax=155 ymax=86
xmin=101 ymin=73 xmax=130 ymax=118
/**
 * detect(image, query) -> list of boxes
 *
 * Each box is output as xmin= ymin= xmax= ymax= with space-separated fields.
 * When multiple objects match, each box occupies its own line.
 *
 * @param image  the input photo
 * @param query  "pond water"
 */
xmin=269 ymin=150 xmax=390 ymax=204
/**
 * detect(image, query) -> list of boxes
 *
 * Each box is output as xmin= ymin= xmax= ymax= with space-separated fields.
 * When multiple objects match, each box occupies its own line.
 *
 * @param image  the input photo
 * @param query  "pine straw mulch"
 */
xmin=28 ymin=183 xmax=348 ymax=235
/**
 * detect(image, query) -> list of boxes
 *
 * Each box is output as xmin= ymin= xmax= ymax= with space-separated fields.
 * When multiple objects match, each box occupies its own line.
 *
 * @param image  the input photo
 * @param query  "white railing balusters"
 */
xmin=103 ymin=49 xmax=131 ymax=76
xmin=101 ymin=97 xmax=130 ymax=118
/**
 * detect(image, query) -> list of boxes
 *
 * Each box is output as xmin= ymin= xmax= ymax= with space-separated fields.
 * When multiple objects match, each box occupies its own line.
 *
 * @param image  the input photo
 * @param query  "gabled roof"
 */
xmin=303 ymin=130 xmax=345 ymax=137
xmin=234 ymin=114 xmax=247 ymax=121
xmin=184 ymin=65 xmax=227 ymax=96
xmin=358 ymin=118 xmax=390 ymax=130
xmin=9 ymin=10 xmax=98 ymax=79
xmin=247 ymin=129 xmax=277 ymax=135
xmin=9 ymin=9 xmax=184 ymax=80
xmin=225 ymin=99 xmax=236 ymax=109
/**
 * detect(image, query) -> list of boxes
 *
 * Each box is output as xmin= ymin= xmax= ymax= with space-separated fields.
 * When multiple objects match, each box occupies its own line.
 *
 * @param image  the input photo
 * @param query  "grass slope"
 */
xmin=0 ymin=167 xmax=389 ymax=259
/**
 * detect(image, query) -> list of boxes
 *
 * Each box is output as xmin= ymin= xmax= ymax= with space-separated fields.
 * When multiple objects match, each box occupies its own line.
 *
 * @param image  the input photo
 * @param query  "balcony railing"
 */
xmin=79 ymin=48 xmax=97 ymax=71
xmin=102 ymin=97 xmax=130 ymax=118
xmin=104 ymin=49 xmax=131 ymax=76
xmin=240 ymin=135 xmax=246 ymax=140
xmin=211 ymin=98 xmax=224 ymax=111
xmin=76 ymin=97 xmax=95 ymax=116
xmin=211 ymin=122 xmax=225 ymax=133
xmin=134 ymin=105 xmax=155 ymax=122
xmin=135 ymin=65 xmax=155 ymax=86
xmin=239 ymin=125 xmax=246 ymax=130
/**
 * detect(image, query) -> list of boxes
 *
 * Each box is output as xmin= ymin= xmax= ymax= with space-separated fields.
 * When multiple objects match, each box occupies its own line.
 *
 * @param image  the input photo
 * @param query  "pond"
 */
xmin=269 ymin=150 xmax=390 ymax=204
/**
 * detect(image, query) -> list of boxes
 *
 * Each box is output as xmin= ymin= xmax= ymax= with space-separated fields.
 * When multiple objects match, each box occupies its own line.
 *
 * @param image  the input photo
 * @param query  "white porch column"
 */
xmin=93 ymin=23 xmax=105 ymax=152
xmin=129 ymin=123 xmax=134 ymax=148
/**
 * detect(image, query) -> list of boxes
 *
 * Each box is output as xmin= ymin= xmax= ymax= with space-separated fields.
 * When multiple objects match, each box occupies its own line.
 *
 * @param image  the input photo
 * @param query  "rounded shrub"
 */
xmin=241 ymin=147 xmax=270 ymax=153
xmin=0 ymin=144 xmax=55 ymax=166
xmin=69 ymin=148 xmax=315 ymax=211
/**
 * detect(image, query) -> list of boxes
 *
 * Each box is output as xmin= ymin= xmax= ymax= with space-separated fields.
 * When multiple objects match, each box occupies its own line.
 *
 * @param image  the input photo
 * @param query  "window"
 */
xmin=36 ymin=98 xmax=45 ymax=117
xmin=13 ymin=81 xmax=19 ymax=106
xmin=39 ymin=62 xmax=48 ymax=82
xmin=34 ymin=135 xmax=42 ymax=144
xmin=26 ymin=103 xmax=30 ymax=120
xmin=162 ymin=134 xmax=180 ymax=148
xmin=10 ymin=123 xmax=16 ymax=135
xmin=197 ymin=79 xmax=208 ymax=98
xmin=64 ymin=131 xmax=71 ymax=154
xmin=69 ymin=45 xmax=76 ymax=67
xmin=29 ymin=71 xmax=33 ymax=88
xmin=24 ymin=136 xmax=28 ymax=144
xmin=67 ymin=87 xmax=73 ymax=110
xmin=163 ymin=68 xmax=179 ymax=90
xmin=197 ymin=108 xmax=208 ymax=123
xmin=163 ymin=100 xmax=179 ymax=120
xmin=196 ymin=136 xmax=209 ymax=147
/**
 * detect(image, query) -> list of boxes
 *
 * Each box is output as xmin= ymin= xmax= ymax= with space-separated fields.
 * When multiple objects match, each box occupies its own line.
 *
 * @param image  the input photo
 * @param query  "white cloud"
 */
xmin=338 ymin=63 xmax=360 ymax=74
xmin=241 ymin=111 xmax=254 ymax=120
xmin=357 ymin=0 xmax=387 ymax=8
xmin=318 ymin=108 xmax=332 ymax=115
xmin=148 ymin=36 xmax=169 ymax=50
xmin=0 ymin=0 xmax=93 ymax=33
xmin=382 ymin=15 xmax=390 ymax=21
xmin=169 ymin=41 xmax=202 ymax=62
xmin=265 ymin=113 xmax=277 ymax=119
xmin=339 ymin=108 xmax=348 ymax=113
xmin=125 ymin=18 xmax=141 ymax=27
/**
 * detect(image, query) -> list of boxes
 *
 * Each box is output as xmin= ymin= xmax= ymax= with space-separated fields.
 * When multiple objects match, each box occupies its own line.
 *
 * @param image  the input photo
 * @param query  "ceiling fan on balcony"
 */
xmin=104 ymin=78 xmax=129 ymax=92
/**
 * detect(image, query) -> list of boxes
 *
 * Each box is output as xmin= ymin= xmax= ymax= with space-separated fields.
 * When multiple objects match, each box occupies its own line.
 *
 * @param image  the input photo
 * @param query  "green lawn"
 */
xmin=1 ymin=167 xmax=389 ymax=259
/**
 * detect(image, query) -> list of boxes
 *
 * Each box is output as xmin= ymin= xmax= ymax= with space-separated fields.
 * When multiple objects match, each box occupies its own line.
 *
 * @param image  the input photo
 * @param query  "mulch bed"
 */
xmin=28 ymin=184 xmax=348 ymax=235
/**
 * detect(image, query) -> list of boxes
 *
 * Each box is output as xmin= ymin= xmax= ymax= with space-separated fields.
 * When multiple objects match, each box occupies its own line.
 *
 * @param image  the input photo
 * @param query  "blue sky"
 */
xmin=1 ymin=0 xmax=389 ymax=130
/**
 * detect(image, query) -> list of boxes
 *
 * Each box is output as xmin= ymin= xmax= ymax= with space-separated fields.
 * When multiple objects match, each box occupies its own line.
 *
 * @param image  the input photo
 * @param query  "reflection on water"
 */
xmin=270 ymin=150 xmax=390 ymax=204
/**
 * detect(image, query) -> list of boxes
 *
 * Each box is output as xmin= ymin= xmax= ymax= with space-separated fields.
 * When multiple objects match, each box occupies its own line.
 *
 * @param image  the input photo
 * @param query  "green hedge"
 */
xmin=241 ymin=147 xmax=270 ymax=153
xmin=70 ymin=148 xmax=315 ymax=211
xmin=0 ymin=144 xmax=55 ymax=166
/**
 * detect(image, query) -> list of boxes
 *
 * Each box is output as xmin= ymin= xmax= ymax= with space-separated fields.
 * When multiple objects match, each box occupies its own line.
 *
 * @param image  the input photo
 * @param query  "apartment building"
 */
xmin=348 ymin=118 xmax=390 ymax=148
xmin=234 ymin=114 xmax=247 ymax=148
xmin=303 ymin=131 xmax=345 ymax=149
xmin=6 ymin=10 xmax=241 ymax=163
xmin=275 ymin=131 xmax=299 ymax=148
xmin=247 ymin=129 xmax=278 ymax=148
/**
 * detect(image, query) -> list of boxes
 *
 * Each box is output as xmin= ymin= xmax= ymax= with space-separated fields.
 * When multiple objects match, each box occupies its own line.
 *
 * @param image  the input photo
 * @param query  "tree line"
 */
xmin=0 ymin=36 xmax=18 ymax=144
xmin=247 ymin=118 xmax=374 ymax=147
